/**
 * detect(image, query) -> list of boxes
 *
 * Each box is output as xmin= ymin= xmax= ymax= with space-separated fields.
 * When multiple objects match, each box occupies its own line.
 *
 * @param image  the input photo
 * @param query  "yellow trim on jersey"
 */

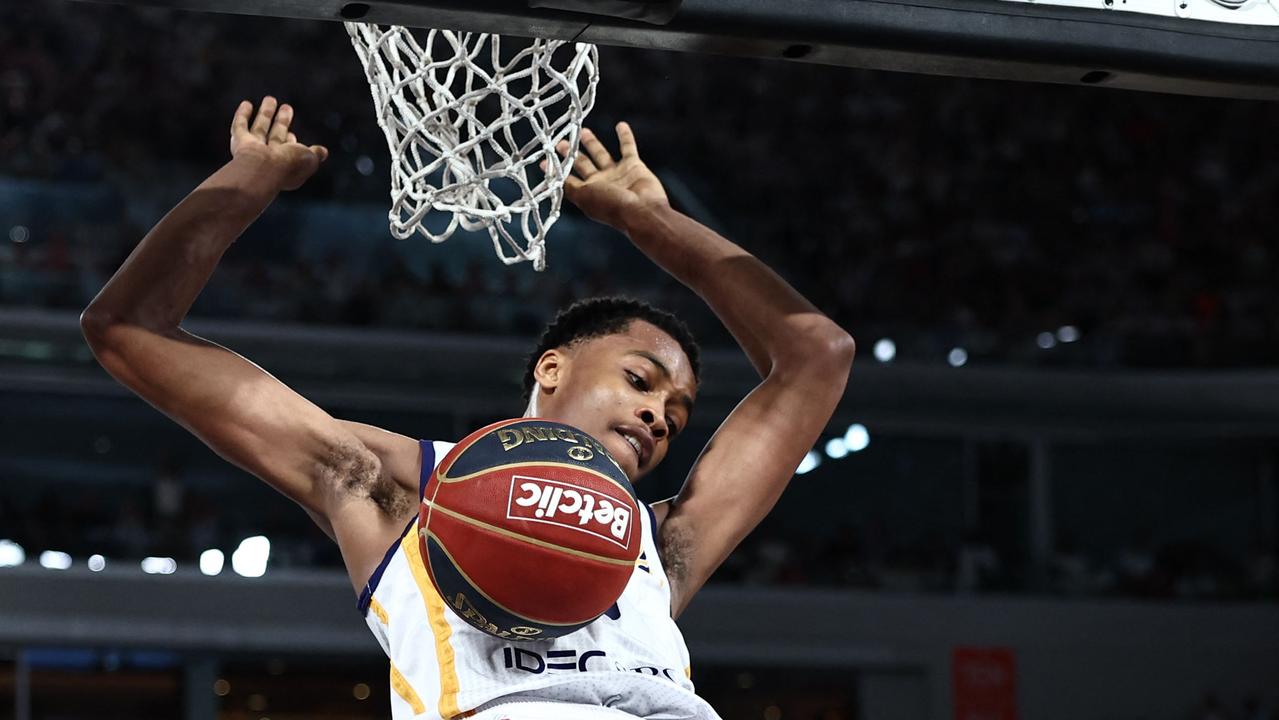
xmin=402 ymin=524 xmax=463 ymax=719
xmin=684 ymin=666 xmax=692 ymax=679
xmin=368 ymin=597 xmax=390 ymax=626
xmin=390 ymin=662 xmax=426 ymax=715
xmin=422 ymin=501 xmax=638 ymax=567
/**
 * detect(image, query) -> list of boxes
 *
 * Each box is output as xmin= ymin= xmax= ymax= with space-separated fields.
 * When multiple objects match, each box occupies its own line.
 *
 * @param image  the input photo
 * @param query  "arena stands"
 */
xmin=5 ymin=3 xmax=1279 ymax=368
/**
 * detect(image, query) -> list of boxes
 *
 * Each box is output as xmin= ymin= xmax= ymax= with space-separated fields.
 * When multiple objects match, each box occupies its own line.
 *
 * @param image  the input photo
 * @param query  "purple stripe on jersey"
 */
xmin=356 ymin=439 xmax=436 ymax=616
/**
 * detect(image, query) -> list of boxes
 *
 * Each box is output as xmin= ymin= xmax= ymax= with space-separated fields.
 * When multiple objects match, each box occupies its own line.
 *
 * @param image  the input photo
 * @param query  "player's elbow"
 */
xmin=781 ymin=319 xmax=855 ymax=374
xmin=820 ymin=326 xmax=856 ymax=371
xmin=79 ymin=306 xmax=134 ymax=364
xmin=80 ymin=304 xmax=172 ymax=352
xmin=79 ymin=306 xmax=153 ymax=381
xmin=80 ymin=301 xmax=143 ymax=340
xmin=813 ymin=331 xmax=855 ymax=394
xmin=79 ymin=305 xmax=113 ymax=346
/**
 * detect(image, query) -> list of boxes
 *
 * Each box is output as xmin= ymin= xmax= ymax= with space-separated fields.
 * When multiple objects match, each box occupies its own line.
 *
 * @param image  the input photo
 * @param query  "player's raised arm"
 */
xmin=559 ymin=124 xmax=856 ymax=616
xmin=80 ymin=98 xmax=418 ymax=589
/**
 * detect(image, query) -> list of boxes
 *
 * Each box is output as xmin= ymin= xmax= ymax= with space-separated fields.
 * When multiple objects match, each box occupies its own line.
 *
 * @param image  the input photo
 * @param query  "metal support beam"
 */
xmin=1028 ymin=439 xmax=1054 ymax=591
xmin=184 ymin=656 xmax=219 ymax=720
xmin=14 ymin=649 xmax=30 ymax=720
xmin=62 ymin=0 xmax=1279 ymax=98
xmin=1260 ymin=449 xmax=1278 ymax=552
xmin=962 ymin=439 xmax=980 ymax=532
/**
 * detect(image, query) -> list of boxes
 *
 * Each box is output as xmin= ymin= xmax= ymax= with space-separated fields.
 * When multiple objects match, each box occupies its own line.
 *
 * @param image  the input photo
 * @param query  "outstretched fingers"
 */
xmin=269 ymin=104 xmax=293 ymax=144
xmin=579 ymin=128 xmax=614 ymax=169
xmin=560 ymin=173 xmax=587 ymax=213
xmin=250 ymin=96 xmax=279 ymax=139
xmin=556 ymin=139 xmax=598 ymax=179
xmin=616 ymin=121 xmax=638 ymax=159
xmin=231 ymin=100 xmax=253 ymax=137
xmin=545 ymin=148 xmax=586 ymax=205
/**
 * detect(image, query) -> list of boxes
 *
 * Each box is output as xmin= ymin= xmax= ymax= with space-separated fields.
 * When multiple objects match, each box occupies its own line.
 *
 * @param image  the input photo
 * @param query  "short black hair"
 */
xmin=522 ymin=296 xmax=701 ymax=403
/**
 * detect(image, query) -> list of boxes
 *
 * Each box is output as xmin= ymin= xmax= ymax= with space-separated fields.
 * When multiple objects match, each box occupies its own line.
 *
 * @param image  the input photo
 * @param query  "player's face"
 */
xmin=537 ymin=321 xmax=697 ymax=481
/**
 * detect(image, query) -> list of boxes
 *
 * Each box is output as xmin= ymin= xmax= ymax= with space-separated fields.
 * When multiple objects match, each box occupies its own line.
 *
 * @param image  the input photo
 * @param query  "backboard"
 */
xmin=67 ymin=0 xmax=1279 ymax=98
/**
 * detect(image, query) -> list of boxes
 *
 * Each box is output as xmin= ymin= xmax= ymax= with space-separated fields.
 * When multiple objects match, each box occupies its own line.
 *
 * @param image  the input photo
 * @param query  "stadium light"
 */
xmin=88 ymin=554 xmax=106 ymax=572
xmin=1036 ymin=331 xmax=1057 ymax=349
xmin=200 ymin=549 xmax=226 ymax=576
xmin=948 ymin=348 xmax=968 ymax=367
xmin=0 ymin=540 xmax=25 ymax=567
xmin=795 ymin=451 xmax=821 ymax=475
xmin=1057 ymin=325 xmax=1080 ymax=343
xmin=141 ymin=557 xmax=178 ymax=575
xmin=844 ymin=423 xmax=870 ymax=453
xmin=232 ymin=536 xmax=271 ymax=578
xmin=39 ymin=551 xmax=72 ymax=570
xmin=872 ymin=338 xmax=896 ymax=363
xmin=824 ymin=437 xmax=849 ymax=459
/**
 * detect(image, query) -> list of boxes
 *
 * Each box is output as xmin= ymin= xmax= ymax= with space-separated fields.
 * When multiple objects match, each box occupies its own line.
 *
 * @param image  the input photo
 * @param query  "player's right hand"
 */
xmin=230 ymin=96 xmax=329 ymax=191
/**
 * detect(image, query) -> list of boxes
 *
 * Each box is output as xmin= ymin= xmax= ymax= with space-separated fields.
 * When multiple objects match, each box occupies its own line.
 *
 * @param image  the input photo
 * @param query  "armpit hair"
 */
xmin=320 ymin=441 xmax=415 ymax=519
xmin=658 ymin=520 xmax=694 ymax=590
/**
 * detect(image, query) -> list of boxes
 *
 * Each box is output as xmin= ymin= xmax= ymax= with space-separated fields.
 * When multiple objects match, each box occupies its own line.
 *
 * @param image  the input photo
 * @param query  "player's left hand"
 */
xmin=552 ymin=122 xmax=670 ymax=231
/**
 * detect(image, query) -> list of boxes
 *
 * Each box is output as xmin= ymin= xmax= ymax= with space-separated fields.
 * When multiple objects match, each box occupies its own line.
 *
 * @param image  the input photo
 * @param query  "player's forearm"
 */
xmin=622 ymin=204 xmax=853 ymax=376
xmin=83 ymin=155 xmax=284 ymax=332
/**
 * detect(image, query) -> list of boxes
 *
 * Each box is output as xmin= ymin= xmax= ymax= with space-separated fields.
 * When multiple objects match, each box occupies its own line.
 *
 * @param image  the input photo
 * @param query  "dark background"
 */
xmin=0 ymin=2 xmax=1277 ymax=719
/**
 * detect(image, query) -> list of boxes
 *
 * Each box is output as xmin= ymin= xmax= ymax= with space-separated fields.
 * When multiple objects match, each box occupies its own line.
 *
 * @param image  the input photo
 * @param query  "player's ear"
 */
xmin=532 ymin=349 xmax=566 ymax=392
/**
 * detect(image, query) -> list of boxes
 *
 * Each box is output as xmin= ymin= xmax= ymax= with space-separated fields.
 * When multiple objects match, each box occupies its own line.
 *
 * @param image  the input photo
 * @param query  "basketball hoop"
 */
xmin=346 ymin=23 xmax=599 ymax=271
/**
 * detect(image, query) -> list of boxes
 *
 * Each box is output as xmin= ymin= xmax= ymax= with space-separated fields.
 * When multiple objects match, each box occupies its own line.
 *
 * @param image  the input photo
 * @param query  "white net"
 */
xmin=346 ymin=23 xmax=600 ymax=270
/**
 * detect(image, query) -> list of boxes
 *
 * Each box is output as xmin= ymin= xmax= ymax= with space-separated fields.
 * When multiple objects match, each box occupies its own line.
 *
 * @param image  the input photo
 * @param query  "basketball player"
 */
xmin=81 ymin=98 xmax=855 ymax=719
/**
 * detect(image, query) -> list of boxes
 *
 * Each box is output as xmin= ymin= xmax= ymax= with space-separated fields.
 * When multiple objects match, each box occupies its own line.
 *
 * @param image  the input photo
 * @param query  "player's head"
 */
xmin=523 ymin=296 xmax=701 ymax=481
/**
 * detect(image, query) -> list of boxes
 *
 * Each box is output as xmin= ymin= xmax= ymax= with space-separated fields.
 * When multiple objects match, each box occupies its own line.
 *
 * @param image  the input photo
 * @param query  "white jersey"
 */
xmin=359 ymin=440 xmax=723 ymax=720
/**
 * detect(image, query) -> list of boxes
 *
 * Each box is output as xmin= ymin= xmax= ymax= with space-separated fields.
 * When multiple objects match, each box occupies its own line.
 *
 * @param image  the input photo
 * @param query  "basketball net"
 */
xmin=346 ymin=23 xmax=600 ymax=271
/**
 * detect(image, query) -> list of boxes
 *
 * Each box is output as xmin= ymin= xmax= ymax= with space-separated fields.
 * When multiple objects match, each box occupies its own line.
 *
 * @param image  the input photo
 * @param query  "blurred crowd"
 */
xmin=718 ymin=525 xmax=1278 ymax=601
xmin=3 ymin=459 xmax=1275 ymax=602
xmin=0 ymin=462 xmax=344 ymax=572
xmin=2 ymin=0 xmax=1278 ymax=605
xmin=5 ymin=2 xmax=1279 ymax=366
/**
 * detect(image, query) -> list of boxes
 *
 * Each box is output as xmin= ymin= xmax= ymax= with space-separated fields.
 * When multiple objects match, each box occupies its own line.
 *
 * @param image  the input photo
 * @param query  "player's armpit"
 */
xmin=337 ymin=421 xmax=423 ymax=498
xmin=659 ymin=330 xmax=853 ymax=617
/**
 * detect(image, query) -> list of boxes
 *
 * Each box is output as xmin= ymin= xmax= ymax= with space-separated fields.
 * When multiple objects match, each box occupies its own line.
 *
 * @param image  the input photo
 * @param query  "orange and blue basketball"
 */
xmin=420 ymin=418 xmax=643 ymax=640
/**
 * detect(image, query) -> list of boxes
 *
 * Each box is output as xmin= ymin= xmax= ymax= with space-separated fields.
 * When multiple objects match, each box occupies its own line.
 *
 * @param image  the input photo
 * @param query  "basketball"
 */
xmin=420 ymin=418 xmax=643 ymax=641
